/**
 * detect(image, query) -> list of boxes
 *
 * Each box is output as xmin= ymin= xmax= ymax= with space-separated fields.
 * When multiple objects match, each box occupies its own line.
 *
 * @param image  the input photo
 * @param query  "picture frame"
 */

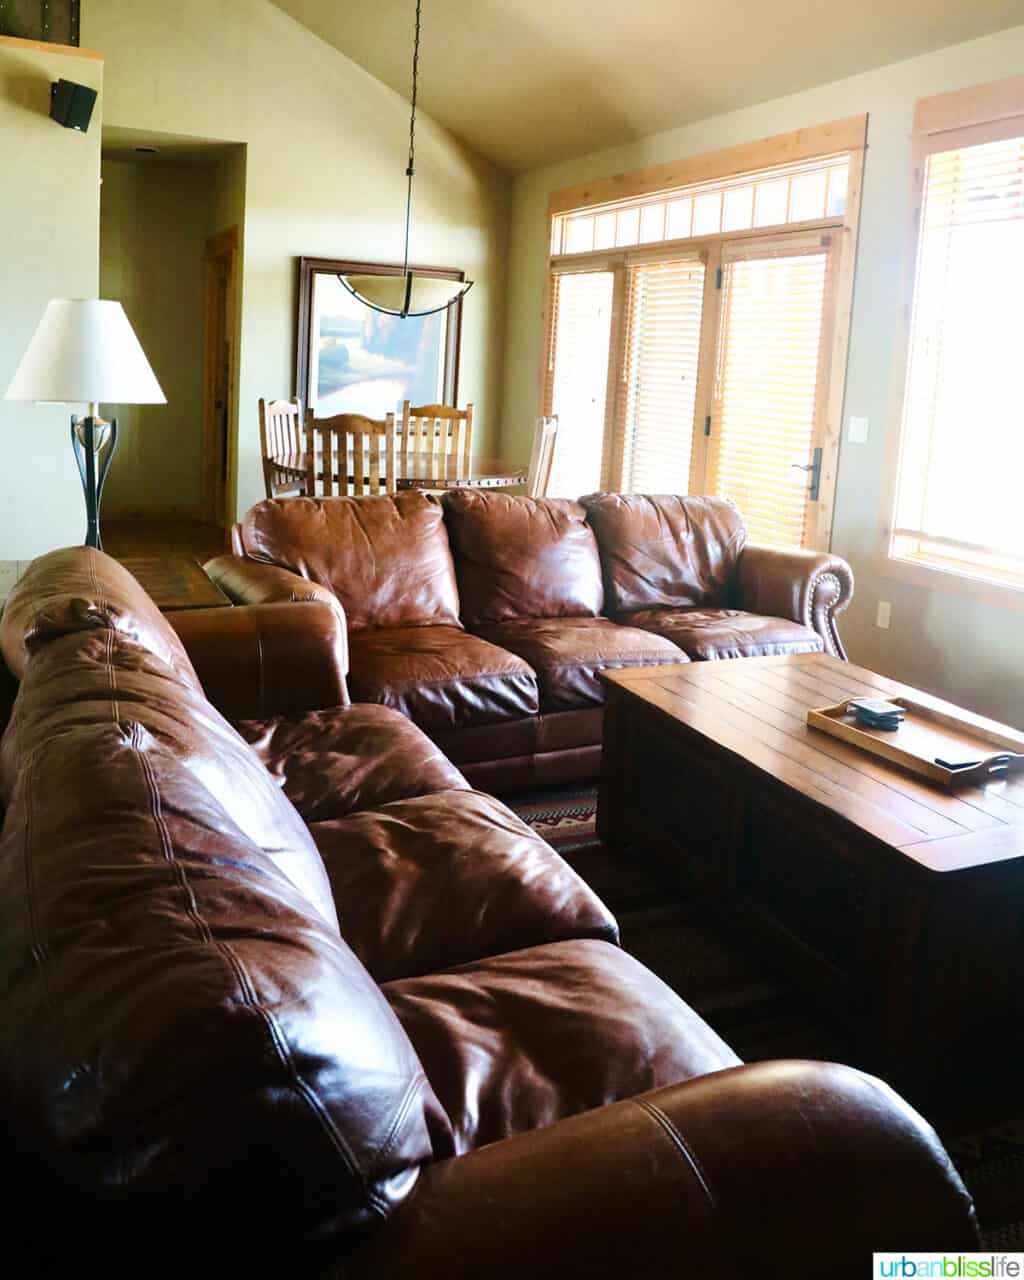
xmin=295 ymin=257 xmax=464 ymax=420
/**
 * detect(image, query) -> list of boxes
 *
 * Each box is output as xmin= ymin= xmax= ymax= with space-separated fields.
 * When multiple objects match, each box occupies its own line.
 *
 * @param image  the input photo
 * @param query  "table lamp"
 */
xmin=4 ymin=299 xmax=166 ymax=550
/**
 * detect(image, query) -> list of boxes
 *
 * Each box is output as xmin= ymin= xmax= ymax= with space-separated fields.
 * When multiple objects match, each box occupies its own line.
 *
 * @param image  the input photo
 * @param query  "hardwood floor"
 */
xmin=101 ymin=520 xmax=229 ymax=563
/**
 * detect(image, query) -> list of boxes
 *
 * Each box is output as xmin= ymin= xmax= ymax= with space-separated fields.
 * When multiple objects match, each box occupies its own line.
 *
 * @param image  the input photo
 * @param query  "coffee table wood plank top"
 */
xmin=603 ymin=655 xmax=1024 ymax=872
xmin=118 ymin=556 xmax=231 ymax=612
xmin=599 ymin=653 xmax=1024 ymax=1097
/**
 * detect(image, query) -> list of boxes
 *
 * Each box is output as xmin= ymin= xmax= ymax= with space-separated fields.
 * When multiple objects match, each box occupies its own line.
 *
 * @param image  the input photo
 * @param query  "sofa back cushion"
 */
xmin=443 ymin=491 xmax=604 ymax=627
xmin=581 ymin=493 xmax=747 ymax=615
xmin=237 ymin=493 xmax=461 ymax=631
xmin=0 ymin=712 xmax=444 ymax=1269
xmin=0 ymin=548 xmax=339 ymax=931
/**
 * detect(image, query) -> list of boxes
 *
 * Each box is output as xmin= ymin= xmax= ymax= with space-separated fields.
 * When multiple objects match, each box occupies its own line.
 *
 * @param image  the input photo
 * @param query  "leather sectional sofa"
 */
xmin=0 ymin=549 xmax=975 ymax=1275
xmin=207 ymin=490 xmax=855 ymax=791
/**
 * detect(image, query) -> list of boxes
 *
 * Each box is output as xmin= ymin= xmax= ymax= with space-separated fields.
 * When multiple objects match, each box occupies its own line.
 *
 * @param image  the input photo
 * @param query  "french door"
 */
xmin=547 ymin=229 xmax=840 ymax=549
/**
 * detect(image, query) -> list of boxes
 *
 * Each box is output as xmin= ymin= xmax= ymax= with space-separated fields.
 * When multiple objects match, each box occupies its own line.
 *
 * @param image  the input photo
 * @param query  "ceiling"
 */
xmin=102 ymin=126 xmax=242 ymax=167
xmin=270 ymin=0 xmax=1024 ymax=172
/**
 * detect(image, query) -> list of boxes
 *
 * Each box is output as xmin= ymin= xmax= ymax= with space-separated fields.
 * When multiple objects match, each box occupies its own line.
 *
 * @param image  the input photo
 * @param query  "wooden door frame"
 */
xmin=202 ymin=226 xmax=240 ymax=528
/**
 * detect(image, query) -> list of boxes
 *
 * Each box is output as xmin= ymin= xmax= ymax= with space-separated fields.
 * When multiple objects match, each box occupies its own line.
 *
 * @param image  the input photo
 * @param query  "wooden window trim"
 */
xmin=549 ymin=115 xmax=867 ymax=217
xmin=538 ymin=118 xmax=866 ymax=550
xmin=878 ymin=76 xmax=1024 ymax=605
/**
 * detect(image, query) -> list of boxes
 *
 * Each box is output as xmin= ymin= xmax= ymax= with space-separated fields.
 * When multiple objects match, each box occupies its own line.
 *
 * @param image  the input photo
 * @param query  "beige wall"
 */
xmin=83 ymin=0 xmax=511 ymax=521
xmin=0 ymin=40 xmax=103 ymax=556
xmin=99 ymin=157 xmax=210 ymax=518
xmin=502 ymin=24 xmax=1024 ymax=727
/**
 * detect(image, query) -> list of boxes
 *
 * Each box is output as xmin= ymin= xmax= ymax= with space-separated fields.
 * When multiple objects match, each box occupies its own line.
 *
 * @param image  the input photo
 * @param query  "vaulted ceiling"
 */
xmin=270 ymin=0 xmax=1024 ymax=172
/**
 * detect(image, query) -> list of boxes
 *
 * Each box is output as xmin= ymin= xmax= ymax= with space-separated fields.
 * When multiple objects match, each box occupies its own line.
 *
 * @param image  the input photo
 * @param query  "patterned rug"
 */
xmin=508 ymin=784 xmax=1024 ymax=1247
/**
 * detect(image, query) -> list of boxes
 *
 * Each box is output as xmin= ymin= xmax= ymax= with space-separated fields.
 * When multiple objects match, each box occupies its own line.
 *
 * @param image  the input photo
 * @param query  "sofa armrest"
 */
xmin=738 ymin=544 xmax=854 ymax=659
xmin=343 ymin=1061 xmax=976 ymax=1280
xmin=167 ymin=601 xmax=349 ymax=721
xmin=205 ymin=554 xmax=342 ymax=616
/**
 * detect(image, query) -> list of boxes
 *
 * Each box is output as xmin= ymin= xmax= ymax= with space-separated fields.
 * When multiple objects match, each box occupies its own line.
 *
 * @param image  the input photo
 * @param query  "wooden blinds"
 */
xmin=707 ymin=239 xmax=834 ymax=548
xmin=893 ymin=121 xmax=1024 ymax=585
xmin=619 ymin=257 xmax=706 ymax=494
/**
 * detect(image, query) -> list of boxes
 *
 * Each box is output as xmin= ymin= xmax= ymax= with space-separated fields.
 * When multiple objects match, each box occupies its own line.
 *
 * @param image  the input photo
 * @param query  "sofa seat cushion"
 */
xmin=237 ymin=704 xmax=469 ymax=823
xmin=310 ymin=791 xmax=617 ymax=983
xmin=474 ymin=617 xmax=686 ymax=711
xmin=581 ymin=493 xmax=746 ymax=614
xmin=235 ymin=492 xmax=462 ymax=631
xmin=622 ymin=606 xmax=824 ymax=660
xmin=385 ymin=939 xmax=741 ymax=1157
xmin=348 ymin=626 xmax=539 ymax=732
xmin=443 ymin=491 xmax=605 ymax=627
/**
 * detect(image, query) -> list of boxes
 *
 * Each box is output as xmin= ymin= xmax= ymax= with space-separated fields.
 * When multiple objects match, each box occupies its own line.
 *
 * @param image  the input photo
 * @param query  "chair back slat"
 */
xmin=400 ymin=401 xmax=474 ymax=484
xmin=304 ymin=410 xmax=396 ymax=498
xmin=259 ymin=397 xmax=305 ymax=498
xmin=526 ymin=416 xmax=559 ymax=498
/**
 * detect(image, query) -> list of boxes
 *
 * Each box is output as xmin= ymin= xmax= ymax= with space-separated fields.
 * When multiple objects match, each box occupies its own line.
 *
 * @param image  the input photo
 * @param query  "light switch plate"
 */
xmin=848 ymin=416 xmax=869 ymax=444
xmin=876 ymin=601 xmax=892 ymax=630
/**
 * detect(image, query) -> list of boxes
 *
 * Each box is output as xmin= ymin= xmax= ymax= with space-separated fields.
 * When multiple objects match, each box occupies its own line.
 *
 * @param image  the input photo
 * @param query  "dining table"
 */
xmin=269 ymin=450 xmax=528 ymax=492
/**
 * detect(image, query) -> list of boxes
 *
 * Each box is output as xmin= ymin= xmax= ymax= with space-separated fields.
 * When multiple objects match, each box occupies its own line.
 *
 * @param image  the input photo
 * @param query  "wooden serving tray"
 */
xmin=807 ymin=697 xmax=1024 ymax=788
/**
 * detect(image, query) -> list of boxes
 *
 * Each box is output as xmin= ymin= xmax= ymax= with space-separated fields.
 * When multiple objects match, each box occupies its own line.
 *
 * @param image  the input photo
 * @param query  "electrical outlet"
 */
xmin=876 ymin=601 xmax=892 ymax=630
xmin=848 ymin=416 xmax=869 ymax=444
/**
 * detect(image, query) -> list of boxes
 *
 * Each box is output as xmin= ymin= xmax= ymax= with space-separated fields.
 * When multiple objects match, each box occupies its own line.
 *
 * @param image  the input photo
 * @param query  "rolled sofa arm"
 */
xmin=205 ymin=554 xmax=343 ymax=618
xmin=739 ymin=545 xmax=854 ymax=660
xmin=167 ymin=601 xmax=349 ymax=721
xmin=343 ymin=1061 xmax=977 ymax=1280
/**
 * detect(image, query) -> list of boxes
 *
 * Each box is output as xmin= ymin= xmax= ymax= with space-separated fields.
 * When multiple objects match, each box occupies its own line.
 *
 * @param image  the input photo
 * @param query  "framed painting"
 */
xmin=296 ymin=258 xmax=464 ymax=418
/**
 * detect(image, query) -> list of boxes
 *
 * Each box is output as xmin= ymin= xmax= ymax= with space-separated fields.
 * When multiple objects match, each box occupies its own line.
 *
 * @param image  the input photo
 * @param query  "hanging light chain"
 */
xmin=407 ymin=0 xmax=421 ymax=180
xmin=401 ymin=0 xmax=423 ymax=286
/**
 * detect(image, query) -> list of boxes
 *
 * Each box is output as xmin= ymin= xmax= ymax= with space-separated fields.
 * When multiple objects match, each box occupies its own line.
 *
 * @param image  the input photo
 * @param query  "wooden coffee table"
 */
xmin=599 ymin=653 xmax=1024 ymax=1097
xmin=118 ymin=556 xmax=230 ymax=612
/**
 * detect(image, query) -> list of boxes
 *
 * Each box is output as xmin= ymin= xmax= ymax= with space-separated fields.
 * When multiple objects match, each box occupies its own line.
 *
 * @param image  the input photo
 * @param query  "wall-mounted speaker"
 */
xmin=50 ymin=79 xmax=97 ymax=133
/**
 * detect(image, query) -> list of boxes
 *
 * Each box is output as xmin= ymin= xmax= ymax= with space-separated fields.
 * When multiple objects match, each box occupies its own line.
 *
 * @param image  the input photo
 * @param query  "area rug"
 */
xmin=507 ymin=783 xmax=1024 ymax=1248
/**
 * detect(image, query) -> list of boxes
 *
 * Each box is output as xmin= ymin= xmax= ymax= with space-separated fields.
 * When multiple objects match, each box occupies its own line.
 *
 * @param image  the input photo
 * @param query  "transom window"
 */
xmin=551 ymin=154 xmax=850 ymax=257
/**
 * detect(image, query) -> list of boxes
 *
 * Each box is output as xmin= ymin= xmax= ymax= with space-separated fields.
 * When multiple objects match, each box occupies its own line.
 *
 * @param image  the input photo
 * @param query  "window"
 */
xmin=546 ymin=270 xmax=615 ymax=496
xmin=542 ymin=118 xmax=865 ymax=547
xmin=890 ymin=84 xmax=1024 ymax=590
xmin=552 ymin=155 xmax=850 ymax=257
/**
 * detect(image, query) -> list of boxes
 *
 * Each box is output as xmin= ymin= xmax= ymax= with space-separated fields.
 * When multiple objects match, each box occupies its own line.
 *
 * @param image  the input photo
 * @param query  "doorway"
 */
xmin=98 ymin=129 xmax=245 ymax=557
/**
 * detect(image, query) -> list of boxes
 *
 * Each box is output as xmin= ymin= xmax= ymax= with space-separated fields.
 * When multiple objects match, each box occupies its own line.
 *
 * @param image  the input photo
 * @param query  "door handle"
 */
xmin=790 ymin=447 xmax=822 ymax=501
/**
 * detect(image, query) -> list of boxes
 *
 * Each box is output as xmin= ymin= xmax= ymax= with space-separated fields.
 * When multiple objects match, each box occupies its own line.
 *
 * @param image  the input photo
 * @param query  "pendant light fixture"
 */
xmin=339 ymin=0 xmax=473 ymax=319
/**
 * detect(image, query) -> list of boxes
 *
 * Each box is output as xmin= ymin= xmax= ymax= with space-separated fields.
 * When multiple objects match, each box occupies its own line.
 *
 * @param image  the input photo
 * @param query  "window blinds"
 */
xmin=546 ymin=270 xmax=615 ymax=496
xmin=619 ymin=257 xmax=706 ymax=494
xmin=707 ymin=245 xmax=831 ymax=548
xmin=893 ymin=126 xmax=1024 ymax=582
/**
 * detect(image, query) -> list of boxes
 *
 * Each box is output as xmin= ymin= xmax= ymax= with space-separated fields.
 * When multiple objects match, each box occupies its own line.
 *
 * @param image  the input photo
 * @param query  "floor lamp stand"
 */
xmin=70 ymin=404 xmax=118 ymax=551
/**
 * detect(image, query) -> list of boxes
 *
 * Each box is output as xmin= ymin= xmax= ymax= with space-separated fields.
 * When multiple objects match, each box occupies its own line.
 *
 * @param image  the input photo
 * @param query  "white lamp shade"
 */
xmin=343 ymin=273 xmax=470 ymax=316
xmin=4 ymin=299 xmax=166 ymax=406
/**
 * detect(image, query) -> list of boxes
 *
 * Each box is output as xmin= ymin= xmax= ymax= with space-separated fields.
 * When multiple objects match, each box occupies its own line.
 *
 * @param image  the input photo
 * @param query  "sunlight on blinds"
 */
xmin=620 ymin=259 xmax=706 ymax=494
xmin=708 ymin=250 xmax=829 ymax=547
xmin=547 ymin=271 xmax=614 ymax=496
xmin=893 ymin=129 xmax=1024 ymax=585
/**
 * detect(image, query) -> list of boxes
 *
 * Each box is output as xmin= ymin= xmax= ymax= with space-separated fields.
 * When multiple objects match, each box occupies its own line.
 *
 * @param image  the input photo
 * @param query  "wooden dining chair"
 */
xmin=526 ymin=416 xmax=559 ymax=498
xmin=304 ymin=410 xmax=396 ymax=498
xmin=399 ymin=402 xmax=474 ymax=484
xmin=258 ymin=397 xmax=306 ymax=499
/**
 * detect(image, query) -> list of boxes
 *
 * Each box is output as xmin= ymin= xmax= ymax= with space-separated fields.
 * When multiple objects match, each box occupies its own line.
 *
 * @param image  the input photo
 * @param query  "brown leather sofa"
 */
xmin=0 ymin=549 xmax=974 ymax=1276
xmin=208 ymin=490 xmax=854 ymax=791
